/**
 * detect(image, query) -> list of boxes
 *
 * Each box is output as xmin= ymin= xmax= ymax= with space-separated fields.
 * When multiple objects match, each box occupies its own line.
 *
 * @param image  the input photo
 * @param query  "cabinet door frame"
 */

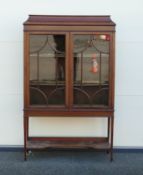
xmin=24 ymin=31 xmax=70 ymax=109
xmin=69 ymin=32 xmax=114 ymax=109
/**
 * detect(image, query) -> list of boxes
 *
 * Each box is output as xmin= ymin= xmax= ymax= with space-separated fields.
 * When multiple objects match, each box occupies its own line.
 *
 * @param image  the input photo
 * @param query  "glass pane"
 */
xmin=29 ymin=34 xmax=66 ymax=106
xmin=73 ymin=34 xmax=110 ymax=107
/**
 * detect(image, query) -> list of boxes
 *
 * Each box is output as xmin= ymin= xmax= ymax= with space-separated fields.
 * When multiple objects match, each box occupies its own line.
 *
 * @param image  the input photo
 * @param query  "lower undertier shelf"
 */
xmin=26 ymin=140 xmax=111 ymax=150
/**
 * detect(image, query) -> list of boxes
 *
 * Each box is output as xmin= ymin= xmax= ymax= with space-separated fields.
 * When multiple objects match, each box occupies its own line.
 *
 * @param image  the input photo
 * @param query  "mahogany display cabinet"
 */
xmin=23 ymin=15 xmax=116 ymax=160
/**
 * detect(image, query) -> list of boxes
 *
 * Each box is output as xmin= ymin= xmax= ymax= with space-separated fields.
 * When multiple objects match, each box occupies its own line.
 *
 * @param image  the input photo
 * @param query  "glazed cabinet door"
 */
xmin=27 ymin=33 xmax=69 ymax=107
xmin=71 ymin=33 xmax=112 ymax=108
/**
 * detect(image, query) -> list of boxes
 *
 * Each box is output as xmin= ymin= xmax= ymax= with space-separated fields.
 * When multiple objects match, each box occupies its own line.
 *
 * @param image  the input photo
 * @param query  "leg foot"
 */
xmin=110 ymin=150 xmax=113 ymax=162
xmin=24 ymin=150 xmax=27 ymax=161
xmin=106 ymin=150 xmax=109 ymax=154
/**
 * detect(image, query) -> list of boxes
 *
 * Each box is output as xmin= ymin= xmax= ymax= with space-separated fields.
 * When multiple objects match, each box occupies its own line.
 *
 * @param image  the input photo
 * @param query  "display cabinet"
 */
xmin=23 ymin=15 xmax=116 ymax=160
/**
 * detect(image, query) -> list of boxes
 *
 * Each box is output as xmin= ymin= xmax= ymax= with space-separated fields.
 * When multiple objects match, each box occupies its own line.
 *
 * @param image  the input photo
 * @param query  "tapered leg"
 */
xmin=107 ymin=117 xmax=110 ymax=141
xmin=24 ymin=115 xmax=28 ymax=161
xmin=110 ymin=115 xmax=114 ymax=161
xmin=106 ymin=117 xmax=110 ymax=154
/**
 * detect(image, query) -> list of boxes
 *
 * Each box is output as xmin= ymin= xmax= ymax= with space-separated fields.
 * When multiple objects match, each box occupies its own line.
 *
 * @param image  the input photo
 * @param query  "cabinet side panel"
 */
xmin=109 ymin=32 xmax=115 ymax=108
xmin=24 ymin=32 xmax=30 ymax=107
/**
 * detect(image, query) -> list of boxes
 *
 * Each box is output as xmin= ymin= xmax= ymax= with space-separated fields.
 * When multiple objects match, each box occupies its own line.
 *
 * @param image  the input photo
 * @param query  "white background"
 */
xmin=0 ymin=0 xmax=143 ymax=147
